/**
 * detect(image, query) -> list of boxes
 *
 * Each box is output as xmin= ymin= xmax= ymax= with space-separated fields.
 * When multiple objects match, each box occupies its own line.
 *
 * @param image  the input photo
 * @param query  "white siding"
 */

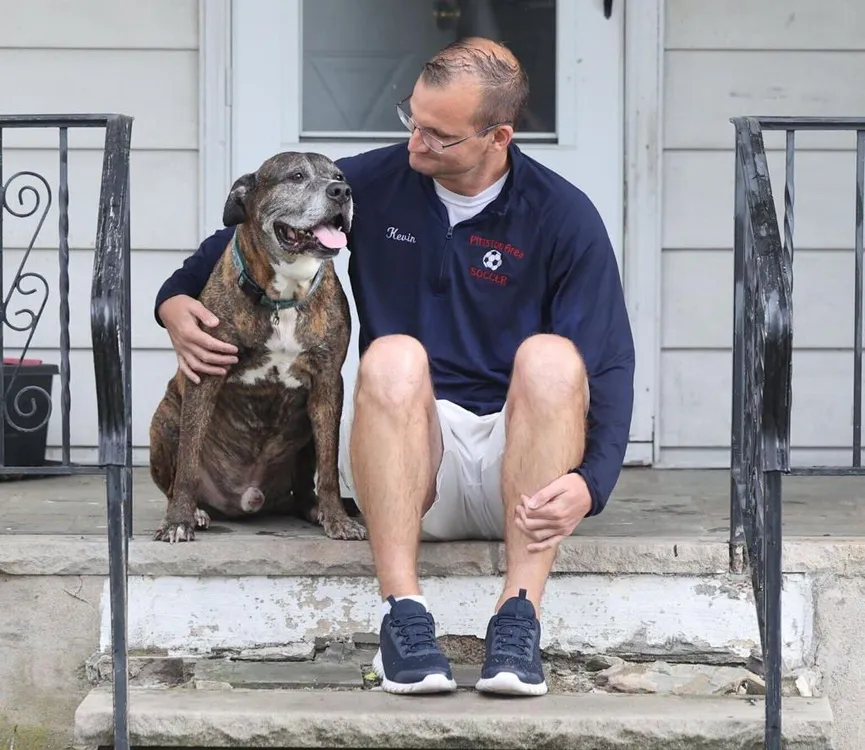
xmin=0 ymin=0 xmax=199 ymax=460
xmin=659 ymin=0 xmax=865 ymax=467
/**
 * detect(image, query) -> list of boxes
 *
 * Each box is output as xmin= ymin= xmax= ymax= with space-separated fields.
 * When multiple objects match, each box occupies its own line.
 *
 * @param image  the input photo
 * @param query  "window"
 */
xmin=300 ymin=0 xmax=557 ymax=140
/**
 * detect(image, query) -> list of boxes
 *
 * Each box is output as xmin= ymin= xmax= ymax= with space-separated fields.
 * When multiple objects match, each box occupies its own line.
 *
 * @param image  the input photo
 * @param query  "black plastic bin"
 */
xmin=2 ymin=358 xmax=58 ymax=467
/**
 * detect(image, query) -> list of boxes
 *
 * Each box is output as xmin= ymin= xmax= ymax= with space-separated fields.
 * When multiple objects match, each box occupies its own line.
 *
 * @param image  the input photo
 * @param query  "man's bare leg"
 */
xmin=498 ymin=334 xmax=588 ymax=613
xmin=350 ymin=334 xmax=442 ymax=597
xmin=349 ymin=334 xmax=456 ymax=694
xmin=476 ymin=334 xmax=587 ymax=697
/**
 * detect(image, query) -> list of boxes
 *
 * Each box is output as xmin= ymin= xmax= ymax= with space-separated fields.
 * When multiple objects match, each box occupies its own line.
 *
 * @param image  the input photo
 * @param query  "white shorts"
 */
xmin=338 ymin=398 xmax=509 ymax=541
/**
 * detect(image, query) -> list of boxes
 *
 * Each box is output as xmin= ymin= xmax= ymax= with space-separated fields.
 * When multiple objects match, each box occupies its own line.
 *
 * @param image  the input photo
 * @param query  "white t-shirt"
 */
xmin=433 ymin=170 xmax=510 ymax=227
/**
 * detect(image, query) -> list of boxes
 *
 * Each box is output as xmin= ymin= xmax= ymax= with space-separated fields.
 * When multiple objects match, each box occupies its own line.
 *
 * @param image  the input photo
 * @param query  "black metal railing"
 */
xmin=730 ymin=115 xmax=865 ymax=750
xmin=0 ymin=114 xmax=134 ymax=750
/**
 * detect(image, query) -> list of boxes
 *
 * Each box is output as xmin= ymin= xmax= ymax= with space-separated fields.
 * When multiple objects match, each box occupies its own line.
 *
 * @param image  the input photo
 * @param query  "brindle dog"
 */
xmin=150 ymin=151 xmax=366 ymax=543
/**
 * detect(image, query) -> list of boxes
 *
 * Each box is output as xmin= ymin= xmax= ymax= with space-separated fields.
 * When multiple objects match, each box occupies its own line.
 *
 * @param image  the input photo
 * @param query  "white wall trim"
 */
xmin=623 ymin=0 xmax=664 ymax=460
xmin=230 ymin=0 xmax=287 ymax=176
xmin=624 ymin=441 xmax=653 ymax=466
xmin=199 ymin=0 xmax=233 ymax=238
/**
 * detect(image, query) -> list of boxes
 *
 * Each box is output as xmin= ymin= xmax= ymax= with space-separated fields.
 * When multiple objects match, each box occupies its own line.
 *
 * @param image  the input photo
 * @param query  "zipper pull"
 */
xmin=446 ymin=226 xmax=454 ymax=239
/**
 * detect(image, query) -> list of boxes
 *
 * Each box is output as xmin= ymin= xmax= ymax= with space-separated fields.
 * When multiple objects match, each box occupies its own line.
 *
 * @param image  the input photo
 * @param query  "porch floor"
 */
xmin=1 ymin=466 xmax=864 ymax=538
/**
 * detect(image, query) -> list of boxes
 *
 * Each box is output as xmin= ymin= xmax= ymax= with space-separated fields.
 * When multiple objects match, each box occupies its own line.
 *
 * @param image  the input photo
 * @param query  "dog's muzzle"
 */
xmin=274 ymin=219 xmax=347 ymax=253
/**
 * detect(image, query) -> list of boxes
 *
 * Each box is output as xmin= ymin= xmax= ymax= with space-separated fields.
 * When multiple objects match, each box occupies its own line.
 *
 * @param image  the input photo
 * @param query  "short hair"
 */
xmin=419 ymin=37 xmax=529 ymax=130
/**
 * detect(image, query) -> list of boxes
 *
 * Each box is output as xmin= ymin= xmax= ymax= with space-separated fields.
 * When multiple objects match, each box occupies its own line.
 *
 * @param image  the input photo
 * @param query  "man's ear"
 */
xmin=222 ymin=172 xmax=257 ymax=226
xmin=491 ymin=124 xmax=514 ymax=152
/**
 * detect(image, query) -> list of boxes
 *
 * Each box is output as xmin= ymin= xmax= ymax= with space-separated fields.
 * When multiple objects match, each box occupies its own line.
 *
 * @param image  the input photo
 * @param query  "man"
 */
xmin=154 ymin=38 xmax=635 ymax=697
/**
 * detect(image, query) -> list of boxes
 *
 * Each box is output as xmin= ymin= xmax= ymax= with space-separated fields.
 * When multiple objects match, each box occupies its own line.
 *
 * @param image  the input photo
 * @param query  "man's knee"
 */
xmin=511 ymin=334 xmax=587 ymax=405
xmin=356 ymin=334 xmax=433 ymax=408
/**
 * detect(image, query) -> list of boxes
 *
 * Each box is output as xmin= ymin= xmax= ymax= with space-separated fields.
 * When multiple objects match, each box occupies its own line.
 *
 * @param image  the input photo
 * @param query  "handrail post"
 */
xmin=729 ymin=130 xmax=746 ymax=566
xmin=0 ymin=113 xmax=134 ymax=750
xmin=729 ymin=116 xmax=794 ymax=750
xmin=92 ymin=113 xmax=134 ymax=750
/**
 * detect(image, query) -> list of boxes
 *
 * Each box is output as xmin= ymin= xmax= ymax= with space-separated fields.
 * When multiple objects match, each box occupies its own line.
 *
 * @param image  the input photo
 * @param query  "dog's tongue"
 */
xmin=312 ymin=224 xmax=347 ymax=249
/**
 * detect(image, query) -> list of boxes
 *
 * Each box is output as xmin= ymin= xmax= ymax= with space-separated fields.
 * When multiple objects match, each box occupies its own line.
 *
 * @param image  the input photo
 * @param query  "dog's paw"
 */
xmin=153 ymin=518 xmax=197 ymax=543
xmin=194 ymin=508 xmax=211 ymax=529
xmin=320 ymin=512 xmax=367 ymax=541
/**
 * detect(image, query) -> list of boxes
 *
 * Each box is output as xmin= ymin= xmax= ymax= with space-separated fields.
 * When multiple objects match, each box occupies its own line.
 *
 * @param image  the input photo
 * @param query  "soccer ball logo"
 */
xmin=483 ymin=249 xmax=502 ymax=271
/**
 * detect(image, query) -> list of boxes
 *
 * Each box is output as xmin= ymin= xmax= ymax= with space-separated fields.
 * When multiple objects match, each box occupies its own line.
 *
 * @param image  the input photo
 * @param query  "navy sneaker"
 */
xmin=372 ymin=596 xmax=457 ymax=694
xmin=475 ymin=589 xmax=548 ymax=696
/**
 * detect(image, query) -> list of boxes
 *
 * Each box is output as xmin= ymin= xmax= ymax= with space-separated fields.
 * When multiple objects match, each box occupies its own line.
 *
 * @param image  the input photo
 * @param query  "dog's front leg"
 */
xmin=153 ymin=374 xmax=223 ymax=543
xmin=308 ymin=372 xmax=366 ymax=541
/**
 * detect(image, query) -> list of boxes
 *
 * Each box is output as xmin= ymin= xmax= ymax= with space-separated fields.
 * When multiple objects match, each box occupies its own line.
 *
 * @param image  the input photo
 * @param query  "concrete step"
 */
xmin=83 ymin=647 xmax=823 ymax=700
xmin=73 ymin=686 xmax=833 ymax=749
xmin=8 ymin=532 xmax=810 ymax=670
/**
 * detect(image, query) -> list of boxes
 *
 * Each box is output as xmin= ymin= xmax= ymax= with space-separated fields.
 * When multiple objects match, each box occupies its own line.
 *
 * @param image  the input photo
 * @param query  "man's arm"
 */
xmin=152 ymin=226 xmax=239 ymax=382
xmin=154 ymin=226 xmax=235 ymax=326
xmin=548 ymin=201 xmax=635 ymax=517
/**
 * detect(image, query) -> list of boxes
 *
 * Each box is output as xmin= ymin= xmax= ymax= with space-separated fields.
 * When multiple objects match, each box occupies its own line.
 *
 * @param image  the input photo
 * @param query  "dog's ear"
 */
xmin=222 ymin=172 xmax=257 ymax=226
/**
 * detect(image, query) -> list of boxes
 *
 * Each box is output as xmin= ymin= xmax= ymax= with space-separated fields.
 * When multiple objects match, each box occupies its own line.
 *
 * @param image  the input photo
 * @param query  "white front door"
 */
xmin=232 ymin=0 xmax=623 ymax=254
xmin=230 ymin=0 xmax=629 ymax=447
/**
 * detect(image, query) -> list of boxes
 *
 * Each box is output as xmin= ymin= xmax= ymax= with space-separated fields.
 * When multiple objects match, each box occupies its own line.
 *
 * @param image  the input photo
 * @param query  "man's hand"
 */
xmin=515 ymin=472 xmax=592 ymax=552
xmin=157 ymin=295 xmax=238 ymax=384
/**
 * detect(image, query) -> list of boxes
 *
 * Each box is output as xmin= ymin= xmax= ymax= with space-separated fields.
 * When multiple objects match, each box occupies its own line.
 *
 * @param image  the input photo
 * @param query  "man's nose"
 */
xmin=325 ymin=181 xmax=352 ymax=203
xmin=407 ymin=128 xmax=430 ymax=153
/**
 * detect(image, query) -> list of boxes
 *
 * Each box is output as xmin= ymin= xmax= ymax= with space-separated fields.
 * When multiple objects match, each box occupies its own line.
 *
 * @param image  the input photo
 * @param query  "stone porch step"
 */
xmin=1 ymin=533 xmax=829 ymax=670
xmin=73 ymin=687 xmax=834 ymax=749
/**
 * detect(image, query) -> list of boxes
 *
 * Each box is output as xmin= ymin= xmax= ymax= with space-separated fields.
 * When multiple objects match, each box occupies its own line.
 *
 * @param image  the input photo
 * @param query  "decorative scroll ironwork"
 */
xmin=1 ymin=170 xmax=53 ymax=434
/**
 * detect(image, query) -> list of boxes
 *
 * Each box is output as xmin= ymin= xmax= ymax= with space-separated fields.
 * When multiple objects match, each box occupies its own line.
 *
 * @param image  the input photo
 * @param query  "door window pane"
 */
xmin=301 ymin=0 xmax=556 ymax=137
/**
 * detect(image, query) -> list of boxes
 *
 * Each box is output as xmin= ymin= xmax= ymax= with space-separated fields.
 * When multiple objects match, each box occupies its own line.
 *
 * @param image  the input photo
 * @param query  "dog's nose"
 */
xmin=326 ymin=181 xmax=352 ymax=203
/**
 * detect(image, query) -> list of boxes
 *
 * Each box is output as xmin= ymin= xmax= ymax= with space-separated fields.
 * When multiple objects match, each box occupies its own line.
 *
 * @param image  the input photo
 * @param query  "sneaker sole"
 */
xmin=372 ymin=650 xmax=457 ymax=695
xmin=475 ymin=671 xmax=548 ymax=696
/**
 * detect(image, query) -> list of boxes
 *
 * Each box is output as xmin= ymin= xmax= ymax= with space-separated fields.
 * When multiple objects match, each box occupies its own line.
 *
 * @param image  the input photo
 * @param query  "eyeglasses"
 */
xmin=395 ymin=95 xmax=507 ymax=154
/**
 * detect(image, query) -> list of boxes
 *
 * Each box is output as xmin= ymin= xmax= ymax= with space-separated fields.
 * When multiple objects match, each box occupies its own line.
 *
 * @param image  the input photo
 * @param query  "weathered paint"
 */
xmin=99 ymin=573 xmax=814 ymax=668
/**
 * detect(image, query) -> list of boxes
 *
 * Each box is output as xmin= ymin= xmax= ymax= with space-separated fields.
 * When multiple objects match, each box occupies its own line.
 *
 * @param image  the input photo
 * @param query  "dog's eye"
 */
xmin=333 ymin=173 xmax=345 ymax=181
xmin=290 ymin=171 xmax=304 ymax=181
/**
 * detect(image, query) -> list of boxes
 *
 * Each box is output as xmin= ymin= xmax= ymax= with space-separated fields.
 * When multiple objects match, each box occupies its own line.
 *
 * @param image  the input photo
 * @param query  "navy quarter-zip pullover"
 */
xmin=154 ymin=142 xmax=635 ymax=515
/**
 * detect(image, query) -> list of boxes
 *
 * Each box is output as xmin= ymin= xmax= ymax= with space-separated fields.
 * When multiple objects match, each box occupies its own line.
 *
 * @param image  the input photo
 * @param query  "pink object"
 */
xmin=312 ymin=224 xmax=347 ymax=248
xmin=2 ymin=357 xmax=43 ymax=366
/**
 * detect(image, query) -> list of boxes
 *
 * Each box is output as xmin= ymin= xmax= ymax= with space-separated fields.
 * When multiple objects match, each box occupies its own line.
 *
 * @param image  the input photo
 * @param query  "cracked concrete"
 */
xmin=3 ymin=468 xmax=865 ymax=747
xmin=0 ymin=576 xmax=102 ymax=750
xmin=83 ymin=642 xmax=824 ymax=699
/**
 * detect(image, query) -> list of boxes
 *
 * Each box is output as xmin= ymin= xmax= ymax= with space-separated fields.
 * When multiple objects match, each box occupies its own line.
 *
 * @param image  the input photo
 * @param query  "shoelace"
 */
xmin=492 ymin=614 xmax=534 ymax=658
xmin=392 ymin=612 xmax=438 ymax=652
